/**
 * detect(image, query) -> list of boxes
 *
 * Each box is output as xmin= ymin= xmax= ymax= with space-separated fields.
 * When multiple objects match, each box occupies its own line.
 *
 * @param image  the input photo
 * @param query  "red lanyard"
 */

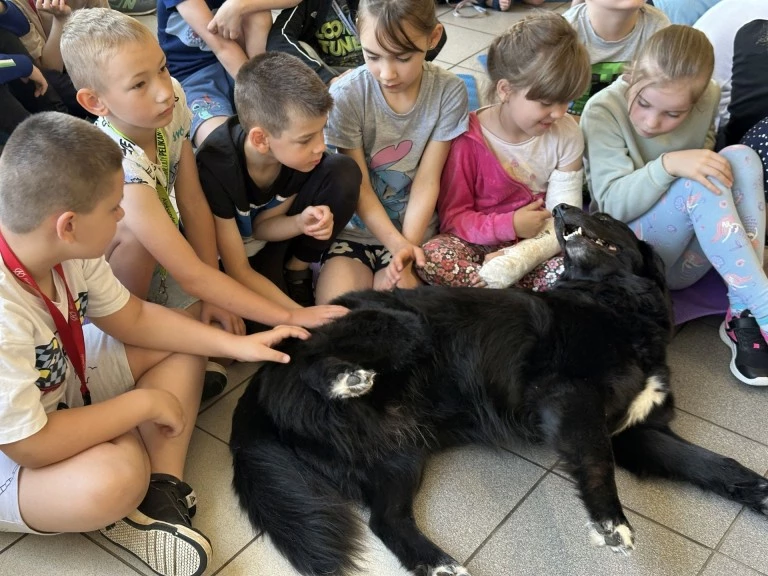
xmin=0 ymin=231 xmax=90 ymax=405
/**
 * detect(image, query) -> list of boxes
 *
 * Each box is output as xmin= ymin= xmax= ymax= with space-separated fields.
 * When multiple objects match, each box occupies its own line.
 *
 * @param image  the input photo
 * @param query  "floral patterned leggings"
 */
xmin=416 ymin=233 xmax=564 ymax=292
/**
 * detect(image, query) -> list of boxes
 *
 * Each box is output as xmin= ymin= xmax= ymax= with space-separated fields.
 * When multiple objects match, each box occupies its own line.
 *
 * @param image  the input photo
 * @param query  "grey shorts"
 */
xmin=147 ymin=267 xmax=199 ymax=310
xmin=0 ymin=324 xmax=133 ymax=534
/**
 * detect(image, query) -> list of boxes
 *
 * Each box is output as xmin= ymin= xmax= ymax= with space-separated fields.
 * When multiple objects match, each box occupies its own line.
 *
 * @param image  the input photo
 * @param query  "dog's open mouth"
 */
xmin=562 ymin=225 xmax=619 ymax=252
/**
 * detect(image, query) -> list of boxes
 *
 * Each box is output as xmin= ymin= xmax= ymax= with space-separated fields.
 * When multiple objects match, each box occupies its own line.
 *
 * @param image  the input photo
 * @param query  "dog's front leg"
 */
xmin=544 ymin=398 xmax=636 ymax=554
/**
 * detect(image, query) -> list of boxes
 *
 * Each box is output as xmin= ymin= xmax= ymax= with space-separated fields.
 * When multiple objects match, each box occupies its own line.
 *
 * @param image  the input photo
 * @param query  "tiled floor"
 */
xmin=4 ymin=3 xmax=768 ymax=575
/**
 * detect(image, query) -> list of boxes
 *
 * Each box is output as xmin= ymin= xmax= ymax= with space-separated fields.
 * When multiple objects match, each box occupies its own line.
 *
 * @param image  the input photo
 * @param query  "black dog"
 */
xmin=230 ymin=205 xmax=768 ymax=576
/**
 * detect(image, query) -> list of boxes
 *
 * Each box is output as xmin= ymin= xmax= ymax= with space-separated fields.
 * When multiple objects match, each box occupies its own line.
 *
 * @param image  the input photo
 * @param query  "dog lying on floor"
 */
xmin=230 ymin=204 xmax=768 ymax=576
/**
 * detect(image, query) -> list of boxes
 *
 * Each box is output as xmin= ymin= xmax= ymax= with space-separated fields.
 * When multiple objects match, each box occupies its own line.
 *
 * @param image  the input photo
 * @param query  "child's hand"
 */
xmin=662 ymin=149 xmax=733 ymax=195
xmin=287 ymin=305 xmax=349 ymax=328
xmin=385 ymin=244 xmax=427 ymax=288
xmin=200 ymin=301 xmax=245 ymax=335
xmin=298 ymin=205 xmax=334 ymax=240
xmin=22 ymin=65 xmax=48 ymax=97
xmin=207 ymin=0 xmax=245 ymax=41
xmin=513 ymin=199 xmax=551 ymax=239
xmin=36 ymin=0 xmax=71 ymax=18
xmin=148 ymin=389 xmax=186 ymax=438
xmin=233 ymin=325 xmax=311 ymax=363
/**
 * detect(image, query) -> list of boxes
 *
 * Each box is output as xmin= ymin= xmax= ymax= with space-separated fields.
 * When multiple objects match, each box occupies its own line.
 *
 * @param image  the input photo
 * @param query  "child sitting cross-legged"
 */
xmin=195 ymin=52 xmax=361 ymax=314
xmin=60 ymin=9 xmax=346 ymax=398
xmin=0 ymin=112 xmax=308 ymax=576
xmin=418 ymin=13 xmax=591 ymax=290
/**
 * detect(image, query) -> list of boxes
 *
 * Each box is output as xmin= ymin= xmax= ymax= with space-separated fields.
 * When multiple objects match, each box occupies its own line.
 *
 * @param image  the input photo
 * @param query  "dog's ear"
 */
xmin=638 ymin=239 xmax=667 ymax=290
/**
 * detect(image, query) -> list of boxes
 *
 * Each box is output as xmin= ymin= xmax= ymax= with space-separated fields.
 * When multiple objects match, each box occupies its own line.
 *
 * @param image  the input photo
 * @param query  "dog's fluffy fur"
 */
xmin=230 ymin=205 xmax=768 ymax=576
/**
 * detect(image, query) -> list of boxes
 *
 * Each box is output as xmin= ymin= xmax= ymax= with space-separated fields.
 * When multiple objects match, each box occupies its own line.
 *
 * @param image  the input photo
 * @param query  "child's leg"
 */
xmin=740 ymin=116 xmax=768 ymax=205
xmin=315 ymin=246 xmax=375 ymax=304
xmin=631 ymin=146 xmax=768 ymax=328
xmin=417 ymin=233 xmax=490 ymax=287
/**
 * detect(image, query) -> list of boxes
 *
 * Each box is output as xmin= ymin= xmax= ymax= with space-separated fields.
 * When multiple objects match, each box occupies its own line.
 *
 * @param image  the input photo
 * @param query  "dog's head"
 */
xmin=553 ymin=204 xmax=666 ymax=290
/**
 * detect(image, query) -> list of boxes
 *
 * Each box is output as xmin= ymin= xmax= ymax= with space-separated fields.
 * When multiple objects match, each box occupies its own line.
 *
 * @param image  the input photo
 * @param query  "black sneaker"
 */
xmin=284 ymin=267 xmax=315 ymax=307
xmin=719 ymin=309 xmax=768 ymax=386
xmin=202 ymin=361 xmax=228 ymax=402
xmin=100 ymin=474 xmax=211 ymax=576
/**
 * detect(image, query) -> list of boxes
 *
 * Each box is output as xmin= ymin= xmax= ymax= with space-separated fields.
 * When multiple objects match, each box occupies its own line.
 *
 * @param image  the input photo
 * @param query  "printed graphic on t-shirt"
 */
xmin=313 ymin=9 xmax=361 ymax=69
xmin=34 ymin=291 xmax=87 ymax=394
xmin=569 ymin=61 xmax=625 ymax=116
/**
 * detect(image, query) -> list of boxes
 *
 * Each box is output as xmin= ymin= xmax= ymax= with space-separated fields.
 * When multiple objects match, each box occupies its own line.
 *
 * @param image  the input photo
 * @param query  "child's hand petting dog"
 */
xmin=235 ymin=325 xmax=311 ymax=364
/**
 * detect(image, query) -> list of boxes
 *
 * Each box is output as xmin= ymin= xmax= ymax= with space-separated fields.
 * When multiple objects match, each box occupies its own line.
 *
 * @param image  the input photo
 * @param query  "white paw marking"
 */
xmin=614 ymin=375 xmax=668 ymax=434
xmin=329 ymin=369 xmax=375 ymax=399
xmin=761 ymin=495 xmax=768 ymax=516
xmin=431 ymin=565 xmax=471 ymax=576
xmin=588 ymin=520 xmax=635 ymax=555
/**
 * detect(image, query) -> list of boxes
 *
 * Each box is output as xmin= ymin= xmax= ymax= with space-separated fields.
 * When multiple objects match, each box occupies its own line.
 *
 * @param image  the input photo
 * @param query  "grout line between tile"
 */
xmin=0 ymin=533 xmax=27 ymax=555
xmin=672 ymin=407 xmax=768 ymax=460
xmin=82 ymin=532 xmax=149 ymax=575
xmin=209 ymin=532 xmax=263 ymax=575
xmin=462 ymin=470 xmax=551 ymax=565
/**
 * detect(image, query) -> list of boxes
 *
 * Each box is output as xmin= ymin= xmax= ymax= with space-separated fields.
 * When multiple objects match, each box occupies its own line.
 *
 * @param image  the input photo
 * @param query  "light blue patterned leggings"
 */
xmin=629 ymin=146 xmax=768 ymax=331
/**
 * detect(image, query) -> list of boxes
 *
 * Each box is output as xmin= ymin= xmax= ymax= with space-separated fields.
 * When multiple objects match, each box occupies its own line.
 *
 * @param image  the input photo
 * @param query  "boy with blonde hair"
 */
xmin=0 ymin=113 xmax=307 ymax=576
xmin=61 ymin=9 xmax=345 ymax=397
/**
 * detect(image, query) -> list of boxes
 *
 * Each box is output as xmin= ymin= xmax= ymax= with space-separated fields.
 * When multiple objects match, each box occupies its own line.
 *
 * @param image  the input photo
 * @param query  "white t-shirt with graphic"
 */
xmin=0 ymin=257 xmax=129 ymax=445
xmin=96 ymin=78 xmax=192 ymax=223
xmin=479 ymin=110 xmax=584 ymax=195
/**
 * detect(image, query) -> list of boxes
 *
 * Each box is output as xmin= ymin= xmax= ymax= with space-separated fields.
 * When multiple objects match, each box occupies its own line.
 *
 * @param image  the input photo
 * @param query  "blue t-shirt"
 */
xmin=157 ymin=0 xmax=224 ymax=80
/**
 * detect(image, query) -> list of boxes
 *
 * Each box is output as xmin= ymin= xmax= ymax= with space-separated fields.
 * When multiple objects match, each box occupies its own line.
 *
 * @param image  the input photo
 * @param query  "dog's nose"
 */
xmin=552 ymin=204 xmax=571 ymax=218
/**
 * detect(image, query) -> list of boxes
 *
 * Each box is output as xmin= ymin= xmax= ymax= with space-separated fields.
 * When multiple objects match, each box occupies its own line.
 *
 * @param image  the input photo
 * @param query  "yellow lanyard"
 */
xmin=107 ymin=121 xmax=178 ymax=226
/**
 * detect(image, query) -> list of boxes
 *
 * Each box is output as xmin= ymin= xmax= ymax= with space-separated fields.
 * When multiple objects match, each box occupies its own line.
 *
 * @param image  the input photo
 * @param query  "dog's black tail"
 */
xmin=231 ymin=390 xmax=364 ymax=576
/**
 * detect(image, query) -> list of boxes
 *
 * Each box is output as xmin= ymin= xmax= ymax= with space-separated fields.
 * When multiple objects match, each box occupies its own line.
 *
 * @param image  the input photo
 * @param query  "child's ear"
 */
xmin=54 ymin=211 xmax=77 ymax=244
xmin=428 ymin=24 xmax=444 ymax=51
xmin=496 ymin=79 xmax=512 ymax=103
xmin=76 ymin=88 xmax=110 ymax=117
xmin=247 ymin=126 xmax=271 ymax=154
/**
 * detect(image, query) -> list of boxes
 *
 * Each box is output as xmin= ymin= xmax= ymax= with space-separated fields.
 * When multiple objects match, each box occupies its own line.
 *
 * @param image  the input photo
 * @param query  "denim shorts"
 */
xmin=182 ymin=62 xmax=235 ymax=140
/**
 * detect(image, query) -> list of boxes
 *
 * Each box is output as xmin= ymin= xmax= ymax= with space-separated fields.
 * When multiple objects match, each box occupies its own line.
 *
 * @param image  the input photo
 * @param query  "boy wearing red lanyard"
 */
xmin=0 ymin=114 xmax=308 ymax=576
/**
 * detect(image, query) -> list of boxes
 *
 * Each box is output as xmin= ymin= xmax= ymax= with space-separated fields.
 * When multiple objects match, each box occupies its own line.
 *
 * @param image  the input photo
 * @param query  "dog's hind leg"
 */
xmin=543 ymin=396 xmax=636 ymax=554
xmin=613 ymin=424 xmax=768 ymax=515
xmin=362 ymin=454 xmax=470 ymax=576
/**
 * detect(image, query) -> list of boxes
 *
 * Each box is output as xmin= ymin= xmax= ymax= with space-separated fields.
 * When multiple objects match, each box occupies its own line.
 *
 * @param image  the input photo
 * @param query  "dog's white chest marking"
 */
xmin=614 ymin=376 xmax=667 ymax=434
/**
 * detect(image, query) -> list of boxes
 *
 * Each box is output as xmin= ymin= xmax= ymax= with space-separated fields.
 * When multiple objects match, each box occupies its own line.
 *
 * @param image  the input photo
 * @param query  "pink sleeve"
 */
xmin=438 ymin=138 xmax=517 ymax=246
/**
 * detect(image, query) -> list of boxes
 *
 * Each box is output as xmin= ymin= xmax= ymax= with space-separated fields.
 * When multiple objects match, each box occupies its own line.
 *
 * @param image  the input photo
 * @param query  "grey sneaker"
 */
xmin=109 ymin=0 xmax=156 ymax=16
xmin=100 ymin=474 xmax=211 ymax=576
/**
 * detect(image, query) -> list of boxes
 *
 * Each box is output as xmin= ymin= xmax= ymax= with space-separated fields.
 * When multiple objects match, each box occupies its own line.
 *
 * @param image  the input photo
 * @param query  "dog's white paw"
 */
xmin=588 ymin=520 xmax=635 ymax=555
xmin=430 ymin=565 xmax=471 ymax=576
xmin=330 ymin=369 xmax=375 ymax=399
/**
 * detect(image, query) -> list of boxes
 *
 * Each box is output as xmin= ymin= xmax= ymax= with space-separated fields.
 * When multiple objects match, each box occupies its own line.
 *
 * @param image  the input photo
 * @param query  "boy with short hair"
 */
xmin=195 ymin=51 xmax=361 ymax=311
xmin=563 ymin=0 xmax=669 ymax=117
xmin=60 ymin=10 xmax=344 ymax=395
xmin=0 ymin=112 xmax=307 ymax=576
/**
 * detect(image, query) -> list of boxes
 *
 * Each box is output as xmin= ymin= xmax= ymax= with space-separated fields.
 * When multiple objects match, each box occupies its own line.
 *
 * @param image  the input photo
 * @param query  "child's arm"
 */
xmin=175 ymin=140 xmax=243 ymax=333
xmin=34 ymin=0 xmax=69 ymax=72
xmin=208 ymin=0 xmax=299 ymax=41
xmin=174 ymin=0 xmax=249 ymax=79
xmin=1 ymin=388 xmax=184 ymax=469
xmin=340 ymin=146 xmax=413 ymax=255
xmin=92 ymin=294 xmax=308 ymax=361
xmin=119 ymin=181 xmax=346 ymax=326
xmin=581 ymin=104 xmax=677 ymax=222
xmin=252 ymin=196 xmax=334 ymax=243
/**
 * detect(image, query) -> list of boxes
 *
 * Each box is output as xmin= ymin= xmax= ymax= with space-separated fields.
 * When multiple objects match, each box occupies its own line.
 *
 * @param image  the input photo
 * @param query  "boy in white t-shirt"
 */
xmin=0 ymin=113 xmax=308 ymax=575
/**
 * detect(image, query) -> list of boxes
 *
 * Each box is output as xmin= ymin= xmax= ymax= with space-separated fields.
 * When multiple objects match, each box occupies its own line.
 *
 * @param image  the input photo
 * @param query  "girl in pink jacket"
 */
xmin=417 ymin=12 xmax=589 ymax=289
